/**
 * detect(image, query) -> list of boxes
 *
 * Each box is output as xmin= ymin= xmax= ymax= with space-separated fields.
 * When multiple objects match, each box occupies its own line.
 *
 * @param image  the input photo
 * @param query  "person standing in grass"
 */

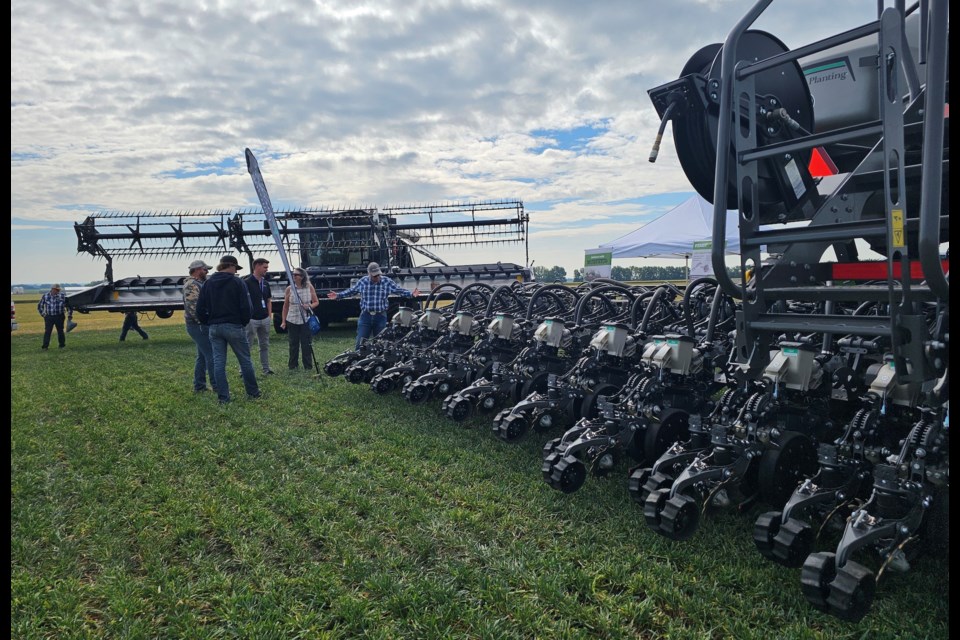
xmin=280 ymin=267 xmax=320 ymax=370
xmin=328 ymin=262 xmax=420 ymax=350
xmin=197 ymin=255 xmax=261 ymax=404
xmin=243 ymin=257 xmax=275 ymax=375
xmin=119 ymin=311 xmax=149 ymax=341
xmin=37 ymin=283 xmax=67 ymax=350
xmin=183 ymin=259 xmax=217 ymax=393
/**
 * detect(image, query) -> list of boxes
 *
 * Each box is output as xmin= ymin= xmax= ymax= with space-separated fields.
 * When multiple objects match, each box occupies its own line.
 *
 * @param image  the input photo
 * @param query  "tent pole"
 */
xmin=685 ymin=254 xmax=689 ymax=281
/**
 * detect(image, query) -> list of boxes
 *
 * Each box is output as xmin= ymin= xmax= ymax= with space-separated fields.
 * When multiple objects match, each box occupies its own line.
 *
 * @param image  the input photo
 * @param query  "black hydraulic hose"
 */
xmin=525 ymin=284 xmax=580 ymax=321
xmin=573 ymin=284 xmax=630 ymax=326
xmin=640 ymin=285 xmax=671 ymax=334
xmin=683 ymin=277 xmax=718 ymax=338
xmin=629 ymin=290 xmax=657 ymax=329
xmin=705 ymin=284 xmax=725 ymax=344
xmin=649 ymin=100 xmax=679 ymax=163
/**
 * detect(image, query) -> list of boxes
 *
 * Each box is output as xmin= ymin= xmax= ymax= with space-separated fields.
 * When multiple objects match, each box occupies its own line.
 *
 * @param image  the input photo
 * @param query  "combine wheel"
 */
xmin=346 ymin=366 xmax=367 ymax=384
xmin=324 ymin=360 xmax=346 ymax=377
xmin=404 ymin=382 xmax=431 ymax=405
xmin=753 ymin=511 xmax=781 ymax=560
xmin=445 ymin=396 xmax=473 ymax=422
xmin=758 ymin=431 xmax=817 ymax=505
xmin=772 ymin=518 xmax=814 ymax=568
xmin=371 ymin=376 xmax=395 ymax=395
xmin=627 ymin=466 xmax=652 ymax=504
xmin=644 ymin=409 xmax=690 ymax=464
xmin=658 ymin=492 xmax=701 ymax=541
xmin=826 ymin=561 xmax=876 ymax=622
xmin=496 ymin=413 xmax=530 ymax=442
xmin=800 ymin=552 xmax=837 ymax=611
xmin=548 ymin=454 xmax=587 ymax=494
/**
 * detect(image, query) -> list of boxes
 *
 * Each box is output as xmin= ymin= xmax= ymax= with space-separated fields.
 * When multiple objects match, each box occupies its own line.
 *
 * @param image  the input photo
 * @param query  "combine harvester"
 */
xmin=66 ymin=200 xmax=532 ymax=330
xmin=639 ymin=0 xmax=948 ymax=621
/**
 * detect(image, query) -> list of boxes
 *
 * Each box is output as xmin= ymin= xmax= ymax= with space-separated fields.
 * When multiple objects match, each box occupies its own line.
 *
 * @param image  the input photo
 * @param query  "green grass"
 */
xmin=11 ymin=323 xmax=949 ymax=639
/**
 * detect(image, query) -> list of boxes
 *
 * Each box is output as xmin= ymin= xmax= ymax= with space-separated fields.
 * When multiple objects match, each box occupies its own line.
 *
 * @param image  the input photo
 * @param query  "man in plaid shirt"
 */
xmin=37 ymin=283 xmax=68 ymax=349
xmin=328 ymin=262 xmax=421 ymax=350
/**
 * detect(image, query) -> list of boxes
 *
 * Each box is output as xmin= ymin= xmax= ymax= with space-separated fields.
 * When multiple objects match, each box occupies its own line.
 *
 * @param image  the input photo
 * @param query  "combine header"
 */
xmin=66 ymin=200 xmax=532 ymax=329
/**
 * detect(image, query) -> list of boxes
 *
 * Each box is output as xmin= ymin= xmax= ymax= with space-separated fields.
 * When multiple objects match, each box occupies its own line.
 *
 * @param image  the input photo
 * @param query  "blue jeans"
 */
xmin=186 ymin=322 xmax=216 ymax=391
xmin=209 ymin=323 xmax=260 ymax=402
xmin=356 ymin=310 xmax=387 ymax=350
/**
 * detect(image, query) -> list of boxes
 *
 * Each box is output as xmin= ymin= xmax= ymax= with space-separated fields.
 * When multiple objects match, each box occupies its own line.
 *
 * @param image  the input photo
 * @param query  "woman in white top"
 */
xmin=280 ymin=268 xmax=320 ymax=369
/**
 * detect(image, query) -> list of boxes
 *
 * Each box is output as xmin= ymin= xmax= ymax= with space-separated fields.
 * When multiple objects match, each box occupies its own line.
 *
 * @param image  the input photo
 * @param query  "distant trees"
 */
xmin=533 ymin=265 xmax=567 ymax=282
xmin=570 ymin=265 xmax=743 ymax=282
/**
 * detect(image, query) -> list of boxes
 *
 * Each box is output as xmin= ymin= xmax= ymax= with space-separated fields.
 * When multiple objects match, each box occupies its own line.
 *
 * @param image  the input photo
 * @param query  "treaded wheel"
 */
xmin=772 ymin=518 xmax=814 ymax=568
xmin=496 ymin=413 xmax=530 ymax=442
xmin=446 ymin=395 xmax=473 ymax=422
xmin=644 ymin=488 xmax=671 ymax=530
xmin=758 ymin=431 xmax=817 ymax=505
xmin=548 ymin=454 xmax=587 ymax=494
xmin=324 ymin=360 xmax=345 ymax=377
xmin=627 ymin=466 xmax=652 ymax=505
xmin=404 ymin=382 xmax=431 ymax=405
xmin=658 ymin=492 xmax=700 ymax=540
xmin=801 ymin=552 xmax=836 ymax=611
xmin=542 ymin=437 xmax=563 ymax=459
xmin=635 ymin=471 xmax=673 ymax=506
xmin=492 ymin=408 xmax=512 ymax=431
xmin=644 ymin=409 xmax=690 ymax=465
xmin=371 ymin=376 xmax=395 ymax=395
xmin=346 ymin=366 xmax=367 ymax=384
xmin=753 ymin=511 xmax=781 ymax=560
xmin=826 ymin=560 xmax=876 ymax=622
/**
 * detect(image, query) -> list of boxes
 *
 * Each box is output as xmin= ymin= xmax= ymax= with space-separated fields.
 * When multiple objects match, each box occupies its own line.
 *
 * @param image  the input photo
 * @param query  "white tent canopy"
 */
xmin=598 ymin=195 xmax=741 ymax=258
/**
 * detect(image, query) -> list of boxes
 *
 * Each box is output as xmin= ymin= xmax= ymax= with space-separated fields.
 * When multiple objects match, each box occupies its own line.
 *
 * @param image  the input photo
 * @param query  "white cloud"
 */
xmin=12 ymin=0 xmax=873 ymax=283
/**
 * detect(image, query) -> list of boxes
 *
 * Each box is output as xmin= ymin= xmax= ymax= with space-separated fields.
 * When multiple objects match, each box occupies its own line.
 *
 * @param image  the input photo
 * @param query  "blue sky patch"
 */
xmin=528 ymin=121 xmax=610 ymax=154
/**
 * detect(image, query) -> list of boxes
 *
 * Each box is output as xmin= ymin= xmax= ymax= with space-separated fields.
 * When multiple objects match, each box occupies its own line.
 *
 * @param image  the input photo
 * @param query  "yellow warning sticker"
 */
xmin=891 ymin=209 xmax=905 ymax=248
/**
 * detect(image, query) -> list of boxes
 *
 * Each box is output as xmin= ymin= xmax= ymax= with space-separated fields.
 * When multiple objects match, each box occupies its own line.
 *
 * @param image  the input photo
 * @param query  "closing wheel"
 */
xmin=644 ymin=409 xmax=690 ymax=464
xmin=324 ymin=360 xmax=346 ymax=377
xmin=753 ymin=511 xmax=782 ymax=560
xmin=758 ymin=431 xmax=817 ymax=505
xmin=826 ymin=561 xmax=876 ymax=622
xmin=542 ymin=437 xmax=563 ymax=459
xmin=644 ymin=487 xmax=671 ymax=530
xmin=404 ymin=382 xmax=431 ymax=405
xmin=496 ymin=413 xmax=530 ymax=442
xmin=346 ymin=366 xmax=367 ymax=384
xmin=772 ymin=518 xmax=814 ymax=568
xmin=658 ymin=492 xmax=701 ymax=541
xmin=627 ymin=467 xmax=652 ymax=505
xmin=800 ymin=552 xmax=837 ymax=612
xmin=492 ymin=408 xmax=512 ymax=430
xmin=635 ymin=471 xmax=673 ymax=506
xmin=446 ymin=396 xmax=473 ymax=422
xmin=371 ymin=376 xmax=395 ymax=395
xmin=548 ymin=454 xmax=587 ymax=494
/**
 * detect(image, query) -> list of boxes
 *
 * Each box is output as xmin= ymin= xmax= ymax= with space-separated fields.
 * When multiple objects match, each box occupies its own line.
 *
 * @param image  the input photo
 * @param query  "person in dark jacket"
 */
xmin=37 ymin=283 xmax=67 ymax=349
xmin=196 ymin=255 xmax=261 ymax=404
xmin=119 ymin=311 xmax=149 ymax=341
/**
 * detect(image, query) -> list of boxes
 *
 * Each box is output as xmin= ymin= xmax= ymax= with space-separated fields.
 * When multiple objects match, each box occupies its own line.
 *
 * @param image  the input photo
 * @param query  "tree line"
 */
xmin=534 ymin=265 xmax=742 ymax=282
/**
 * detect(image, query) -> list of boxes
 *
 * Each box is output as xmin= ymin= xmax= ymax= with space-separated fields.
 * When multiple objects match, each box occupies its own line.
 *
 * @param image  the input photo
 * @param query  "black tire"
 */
xmin=758 ymin=431 xmax=817 ymax=505
xmin=155 ymin=309 xmax=174 ymax=319
xmin=578 ymin=383 xmax=619 ymax=420
xmin=826 ymin=561 xmax=876 ymax=623
xmin=801 ymin=552 xmax=837 ymax=612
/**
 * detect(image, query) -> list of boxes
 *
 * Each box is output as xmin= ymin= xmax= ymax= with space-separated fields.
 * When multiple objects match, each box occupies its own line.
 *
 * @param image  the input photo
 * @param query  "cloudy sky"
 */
xmin=11 ymin=0 xmax=871 ymax=285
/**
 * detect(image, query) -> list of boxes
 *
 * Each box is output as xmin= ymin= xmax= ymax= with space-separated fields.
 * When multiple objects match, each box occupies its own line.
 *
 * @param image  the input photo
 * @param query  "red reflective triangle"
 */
xmin=808 ymin=146 xmax=838 ymax=177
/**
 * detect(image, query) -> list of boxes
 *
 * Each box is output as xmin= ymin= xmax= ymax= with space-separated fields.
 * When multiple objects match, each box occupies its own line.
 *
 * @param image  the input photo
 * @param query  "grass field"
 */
xmin=11 ymin=313 xmax=949 ymax=639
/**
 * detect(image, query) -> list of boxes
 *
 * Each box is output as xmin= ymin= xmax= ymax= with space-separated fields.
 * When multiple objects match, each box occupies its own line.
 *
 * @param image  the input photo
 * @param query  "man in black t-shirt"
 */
xmin=243 ymin=257 xmax=275 ymax=375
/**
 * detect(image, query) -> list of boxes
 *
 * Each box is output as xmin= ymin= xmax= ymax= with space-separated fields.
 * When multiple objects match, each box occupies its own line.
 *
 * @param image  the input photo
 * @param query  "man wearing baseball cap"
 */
xmin=328 ymin=262 xmax=421 ymax=350
xmin=183 ymin=259 xmax=216 ymax=393
xmin=38 ymin=283 xmax=68 ymax=350
xmin=196 ymin=255 xmax=262 ymax=404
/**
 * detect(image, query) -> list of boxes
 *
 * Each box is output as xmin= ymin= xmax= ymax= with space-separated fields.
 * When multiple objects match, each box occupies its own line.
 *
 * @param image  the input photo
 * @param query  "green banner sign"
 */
xmin=584 ymin=251 xmax=612 ymax=267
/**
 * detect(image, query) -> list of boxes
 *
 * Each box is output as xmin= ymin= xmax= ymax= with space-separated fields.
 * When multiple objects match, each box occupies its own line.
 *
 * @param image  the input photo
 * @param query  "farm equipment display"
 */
xmin=65 ymin=200 xmax=532 ymax=328
xmin=642 ymin=0 xmax=949 ymax=621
